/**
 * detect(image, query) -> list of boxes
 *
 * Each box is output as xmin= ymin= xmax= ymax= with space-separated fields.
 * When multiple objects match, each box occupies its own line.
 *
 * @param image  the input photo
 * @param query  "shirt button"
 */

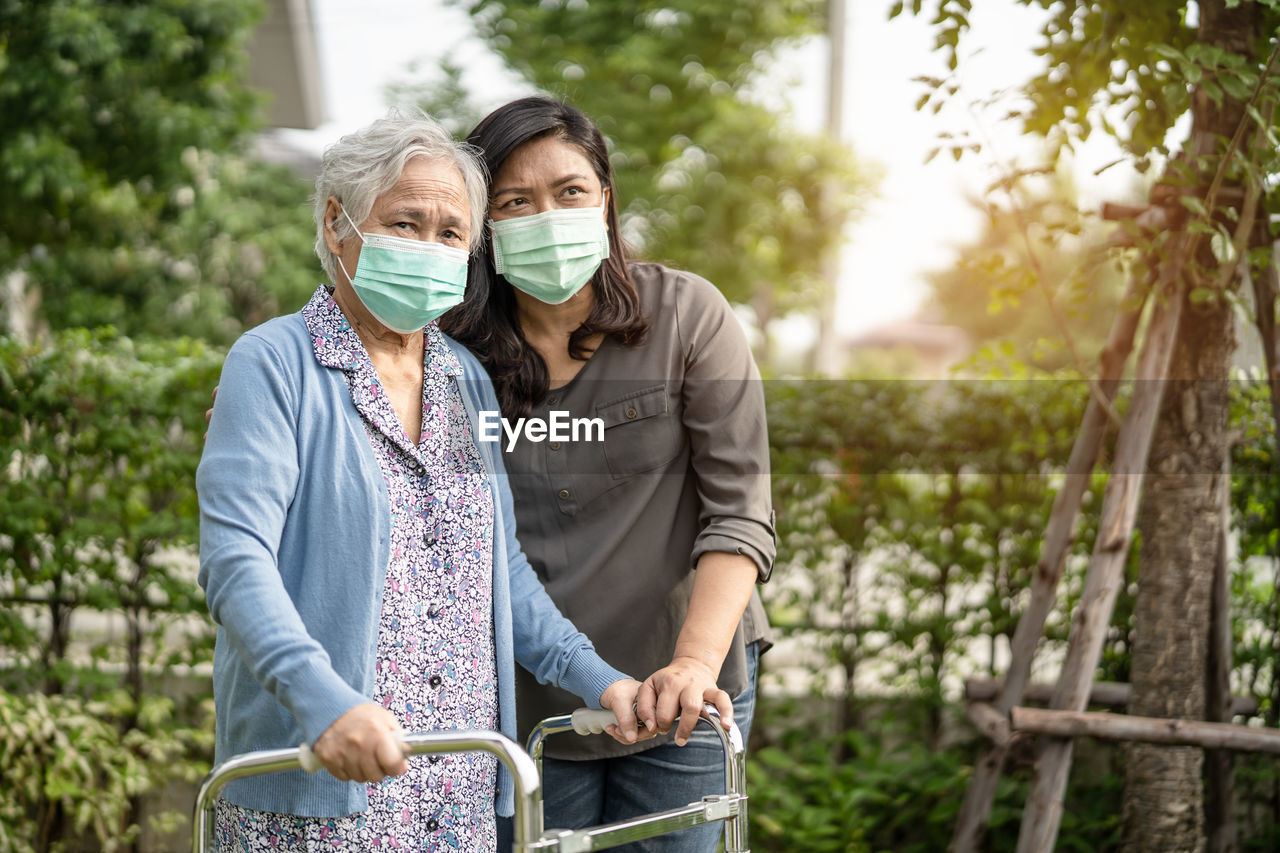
xmin=428 ymin=755 xmax=442 ymax=765
xmin=550 ymin=441 xmax=561 ymax=451
xmin=429 ymin=674 xmax=443 ymax=688
xmin=428 ymin=606 xmax=442 ymax=618
xmin=558 ymin=489 xmax=569 ymax=500
xmin=426 ymin=818 xmax=440 ymax=832
xmin=547 ymin=395 xmax=557 ymax=405
xmin=625 ymin=407 xmax=637 ymax=419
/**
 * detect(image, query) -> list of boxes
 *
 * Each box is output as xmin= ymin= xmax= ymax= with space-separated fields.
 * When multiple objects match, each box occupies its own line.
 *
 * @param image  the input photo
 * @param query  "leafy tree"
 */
xmin=386 ymin=57 xmax=490 ymax=141
xmin=758 ymin=373 xmax=1280 ymax=849
xmin=449 ymin=0 xmax=870 ymax=350
xmin=925 ymin=165 xmax=1132 ymax=374
xmin=905 ymin=1 xmax=1280 ymax=849
xmin=0 ymin=329 xmax=224 ymax=849
xmin=0 ymin=0 xmax=318 ymax=343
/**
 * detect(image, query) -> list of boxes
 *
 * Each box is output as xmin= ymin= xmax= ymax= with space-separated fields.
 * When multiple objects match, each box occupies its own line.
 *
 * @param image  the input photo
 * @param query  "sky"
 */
xmin=279 ymin=0 xmax=1137 ymax=340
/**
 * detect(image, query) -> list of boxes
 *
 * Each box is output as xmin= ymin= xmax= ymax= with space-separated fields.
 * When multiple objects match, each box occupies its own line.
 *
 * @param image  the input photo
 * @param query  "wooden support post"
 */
xmin=948 ymin=270 xmax=1153 ymax=853
xmin=1015 ymin=239 xmax=1189 ymax=853
xmin=1011 ymin=707 xmax=1280 ymax=755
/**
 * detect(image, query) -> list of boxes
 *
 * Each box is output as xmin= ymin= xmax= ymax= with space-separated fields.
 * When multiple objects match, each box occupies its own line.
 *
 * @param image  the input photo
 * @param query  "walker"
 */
xmin=192 ymin=705 xmax=749 ymax=852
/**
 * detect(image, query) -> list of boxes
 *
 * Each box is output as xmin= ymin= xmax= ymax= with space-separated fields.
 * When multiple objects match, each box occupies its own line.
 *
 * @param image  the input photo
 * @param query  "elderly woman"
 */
xmin=441 ymin=97 xmax=775 ymax=852
xmin=197 ymin=113 xmax=644 ymax=851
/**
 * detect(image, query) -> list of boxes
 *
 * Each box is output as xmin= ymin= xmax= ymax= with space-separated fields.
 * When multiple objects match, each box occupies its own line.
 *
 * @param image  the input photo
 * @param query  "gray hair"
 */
xmin=313 ymin=111 xmax=488 ymax=283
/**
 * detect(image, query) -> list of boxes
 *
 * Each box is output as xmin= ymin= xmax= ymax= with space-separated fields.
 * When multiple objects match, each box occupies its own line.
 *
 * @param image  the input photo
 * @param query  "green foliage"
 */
xmin=451 ymin=0 xmax=869 ymax=325
xmin=0 ymin=689 xmax=209 ymax=853
xmin=386 ymin=57 xmax=489 ymax=141
xmin=0 ymin=329 xmax=223 ymax=847
xmin=0 ymin=0 xmax=319 ymax=344
xmin=925 ymin=165 xmax=1133 ymax=374
xmin=765 ymin=377 xmax=1115 ymax=743
xmin=24 ymin=151 xmax=320 ymax=344
xmin=903 ymin=0 xmax=1204 ymax=163
xmin=760 ymin=374 xmax=1280 ymax=846
xmin=749 ymin=724 xmax=973 ymax=852
xmin=0 ymin=0 xmax=263 ymax=257
xmin=747 ymin=713 xmax=1124 ymax=852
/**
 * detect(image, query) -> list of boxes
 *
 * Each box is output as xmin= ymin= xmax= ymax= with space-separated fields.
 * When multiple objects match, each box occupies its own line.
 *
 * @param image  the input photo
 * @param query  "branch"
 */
xmin=968 ymin=115 xmax=1125 ymax=429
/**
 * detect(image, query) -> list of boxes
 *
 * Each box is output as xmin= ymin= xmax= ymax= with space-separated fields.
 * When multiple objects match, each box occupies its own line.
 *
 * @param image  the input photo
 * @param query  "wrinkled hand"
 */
xmin=637 ymin=657 xmax=733 ymax=746
xmin=598 ymin=678 xmax=656 ymax=745
xmin=312 ymin=702 xmax=409 ymax=783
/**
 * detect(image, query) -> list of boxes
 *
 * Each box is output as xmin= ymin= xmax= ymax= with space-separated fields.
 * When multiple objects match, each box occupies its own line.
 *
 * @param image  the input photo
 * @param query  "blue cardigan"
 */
xmin=197 ymin=309 xmax=627 ymax=818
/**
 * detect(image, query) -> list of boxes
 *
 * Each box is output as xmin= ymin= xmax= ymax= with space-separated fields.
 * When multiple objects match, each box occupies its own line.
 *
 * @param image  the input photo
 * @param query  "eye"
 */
xmin=394 ymin=221 xmax=415 ymax=231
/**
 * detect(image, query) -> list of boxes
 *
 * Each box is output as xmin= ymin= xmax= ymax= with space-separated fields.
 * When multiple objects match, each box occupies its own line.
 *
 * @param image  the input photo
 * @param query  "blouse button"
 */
xmin=558 ymin=489 xmax=570 ymax=500
xmin=426 ymin=818 xmax=440 ymax=832
xmin=625 ymin=407 xmax=637 ymax=419
xmin=428 ymin=755 xmax=442 ymax=765
xmin=429 ymin=674 xmax=443 ymax=688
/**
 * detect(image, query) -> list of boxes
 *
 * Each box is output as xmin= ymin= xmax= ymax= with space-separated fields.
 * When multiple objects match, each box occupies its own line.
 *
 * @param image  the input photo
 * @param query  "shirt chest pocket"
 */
xmin=596 ymin=385 xmax=684 ymax=478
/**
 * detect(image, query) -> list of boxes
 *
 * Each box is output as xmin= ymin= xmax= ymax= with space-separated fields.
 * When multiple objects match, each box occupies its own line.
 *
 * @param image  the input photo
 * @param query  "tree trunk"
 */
xmin=1122 ymin=263 xmax=1234 ymax=853
xmin=1204 ymin=447 xmax=1236 ymax=853
xmin=1121 ymin=7 xmax=1259 ymax=850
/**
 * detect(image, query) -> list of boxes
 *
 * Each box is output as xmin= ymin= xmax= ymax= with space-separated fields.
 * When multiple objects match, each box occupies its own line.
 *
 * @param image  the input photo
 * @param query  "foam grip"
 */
xmin=298 ymin=742 xmax=322 ymax=774
xmin=570 ymin=708 xmax=618 ymax=735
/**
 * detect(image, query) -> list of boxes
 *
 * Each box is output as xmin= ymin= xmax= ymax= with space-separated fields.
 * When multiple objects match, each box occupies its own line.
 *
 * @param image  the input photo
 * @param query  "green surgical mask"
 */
xmin=490 ymin=206 xmax=610 ymax=304
xmin=337 ymin=207 xmax=469 ymax=334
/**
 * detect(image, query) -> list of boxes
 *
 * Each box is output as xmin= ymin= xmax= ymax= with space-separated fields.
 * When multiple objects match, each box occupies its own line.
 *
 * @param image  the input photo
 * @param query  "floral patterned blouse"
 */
xmin=216 ymin=287 xmax=498 ymax=851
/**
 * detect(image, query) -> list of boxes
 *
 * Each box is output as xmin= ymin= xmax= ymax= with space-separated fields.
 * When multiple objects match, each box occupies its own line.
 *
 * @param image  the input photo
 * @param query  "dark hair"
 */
xmin=439 ymin=96 xmax=647 ymax=418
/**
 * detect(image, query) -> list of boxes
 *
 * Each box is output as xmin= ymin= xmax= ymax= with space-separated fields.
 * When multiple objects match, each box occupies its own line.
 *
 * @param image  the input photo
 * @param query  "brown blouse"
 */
xmin=501 ymin=261 xmax=776 ymax=760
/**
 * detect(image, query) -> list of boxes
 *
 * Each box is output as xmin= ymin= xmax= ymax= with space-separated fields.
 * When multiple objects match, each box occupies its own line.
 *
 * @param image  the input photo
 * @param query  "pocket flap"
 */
xmin=595 ymin=384 xmax=669 ymax=428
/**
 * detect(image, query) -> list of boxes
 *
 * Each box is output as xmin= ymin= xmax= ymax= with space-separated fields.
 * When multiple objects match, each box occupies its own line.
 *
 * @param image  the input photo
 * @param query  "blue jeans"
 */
xmin=500 ymin=642 xmax=759 ymax=852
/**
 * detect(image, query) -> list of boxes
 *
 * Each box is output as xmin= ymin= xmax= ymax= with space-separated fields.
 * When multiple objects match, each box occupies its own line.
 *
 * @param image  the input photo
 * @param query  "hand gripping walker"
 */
xmin=192 ymin=704 xmax=749 ymax=852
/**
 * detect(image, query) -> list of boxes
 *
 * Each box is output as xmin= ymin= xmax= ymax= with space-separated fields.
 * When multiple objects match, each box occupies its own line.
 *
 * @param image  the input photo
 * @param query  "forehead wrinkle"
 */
xmin=379 ymin=187 xmax=469 ymax=223
xmin=385 ymin=180 xmax=466 ymax=204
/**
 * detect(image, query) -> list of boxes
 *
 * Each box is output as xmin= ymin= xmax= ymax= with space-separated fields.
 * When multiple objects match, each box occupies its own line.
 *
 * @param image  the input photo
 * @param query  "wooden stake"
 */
xmin=1015 ymin=237 xmax=1189 ymax=853
xmin=948 ymin=268 xmax=1152 ymax=853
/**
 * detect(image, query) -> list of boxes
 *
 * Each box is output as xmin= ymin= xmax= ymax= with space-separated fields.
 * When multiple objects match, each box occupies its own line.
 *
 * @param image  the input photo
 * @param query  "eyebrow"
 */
xmin=491 ymin=173 xmax=592 ymax=198
xmin=386 ymin=207 xmax=468 ymax=230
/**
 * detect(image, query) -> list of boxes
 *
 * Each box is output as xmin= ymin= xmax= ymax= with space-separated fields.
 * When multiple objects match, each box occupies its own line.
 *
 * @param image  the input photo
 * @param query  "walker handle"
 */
xmin=297 ymin=732 xmax=408 ymax=774
xmin=570 ymin=708 xmax=619 ymax=735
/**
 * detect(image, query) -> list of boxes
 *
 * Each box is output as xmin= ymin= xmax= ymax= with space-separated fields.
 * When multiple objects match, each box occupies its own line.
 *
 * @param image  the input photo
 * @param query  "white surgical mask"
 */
xmin=336 ymin=207 xmax=469 ymax=333
xmin=490 ymin=206 xmax=609 ymax=304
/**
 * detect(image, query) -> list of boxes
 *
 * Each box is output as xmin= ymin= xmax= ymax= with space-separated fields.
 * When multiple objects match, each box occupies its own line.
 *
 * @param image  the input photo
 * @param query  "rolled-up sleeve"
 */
xmin=676 ymin=275 xmax=776 ymax=581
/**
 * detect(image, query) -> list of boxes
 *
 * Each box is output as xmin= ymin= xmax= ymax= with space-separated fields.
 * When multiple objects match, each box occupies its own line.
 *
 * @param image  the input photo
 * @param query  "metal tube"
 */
xmin=523 ymin=704 xmax=750 ymax=852
xmin=193 ymin=730 xmax=541 ymax=853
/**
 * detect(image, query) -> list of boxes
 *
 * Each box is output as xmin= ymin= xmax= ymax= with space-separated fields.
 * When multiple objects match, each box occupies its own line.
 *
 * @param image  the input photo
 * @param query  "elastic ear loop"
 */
xmin=334 ymin=206 xmax=365 ymax=284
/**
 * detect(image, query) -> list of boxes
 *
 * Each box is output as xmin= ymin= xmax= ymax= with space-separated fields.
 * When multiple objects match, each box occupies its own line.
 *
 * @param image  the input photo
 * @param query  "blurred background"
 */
xmin=5 ymin=1 xmax=1280 ymax=851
